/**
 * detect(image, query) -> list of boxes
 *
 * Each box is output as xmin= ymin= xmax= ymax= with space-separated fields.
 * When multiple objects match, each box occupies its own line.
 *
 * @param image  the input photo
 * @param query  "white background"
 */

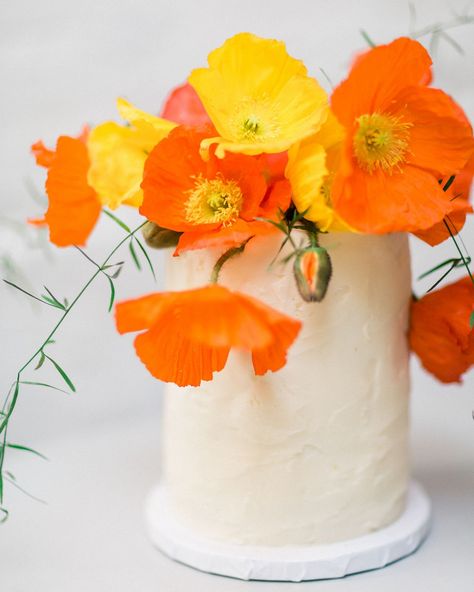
xmin=0 ymin=1 xmax=473 ymax=590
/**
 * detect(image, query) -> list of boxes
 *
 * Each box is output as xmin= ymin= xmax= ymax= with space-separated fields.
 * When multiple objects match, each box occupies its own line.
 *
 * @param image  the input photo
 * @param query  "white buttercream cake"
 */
xmin=160 ymin=232 xmax=411 ymax=546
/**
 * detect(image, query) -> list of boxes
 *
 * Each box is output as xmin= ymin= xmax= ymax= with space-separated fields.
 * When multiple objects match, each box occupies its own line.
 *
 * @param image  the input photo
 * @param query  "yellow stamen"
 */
xmin=231 ymin=96 xmax=280 ymax=142
xmin=353 ymin=113 xmax=412 ymax=173
xmin=185 ymin=174 xmax=243 ymax=226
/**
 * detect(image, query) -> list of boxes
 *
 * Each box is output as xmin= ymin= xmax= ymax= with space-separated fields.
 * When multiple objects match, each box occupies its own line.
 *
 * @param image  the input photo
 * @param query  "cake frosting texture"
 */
xmin=161 ymin=232 xmax=412 ymax=546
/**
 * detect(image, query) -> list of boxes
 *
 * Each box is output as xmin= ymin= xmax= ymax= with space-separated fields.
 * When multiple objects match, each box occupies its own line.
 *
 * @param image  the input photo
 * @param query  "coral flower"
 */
xmin=410 ymin=277 xmax=474 ymax=383
xmin=189 ymin=33 xmax=328 ymax=158
xmin=115 ymin=285 xmax=302 ymax=387
xmin=32 ymin=101 xmax=174 ymax=246
xmin=140 ymin=125 xmax=291 ymax=254
xmin=285 ymin=112 xmax=352 ymax=232
xmin=161 ymin=82 xmax=211 ymax=126
xmin=331 ymin=37 xmax=474 ymax=234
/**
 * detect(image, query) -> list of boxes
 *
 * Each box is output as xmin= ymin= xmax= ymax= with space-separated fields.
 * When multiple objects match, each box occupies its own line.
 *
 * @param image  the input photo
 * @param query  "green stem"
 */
xmin=0 ymin=222 xmax=146 ymax=436
xmin=443 ymin=219 xmax=474 ymax=286
xmin=210 ymin=237 xmax=253 ymax=284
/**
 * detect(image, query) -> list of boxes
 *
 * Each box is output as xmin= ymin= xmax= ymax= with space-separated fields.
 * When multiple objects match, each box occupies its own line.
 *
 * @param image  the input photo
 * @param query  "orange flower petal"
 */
xmin=258 ymin=179 xmax=292 ymax=220
xmin=140 ymin=125 xmax=222 ymax=232
xmin=31 ymin=140 xmax=55 ymax=168
xmin=161 ymin=82 xmax=211 ymax=127
xmin=399 ymin=87 xmax=474 ymax=176
xmin=115 ymin=285 xmax=301 ymax=386
xmin=332 ymin=163 xmax=453 ymax=233
xmin=141 ymin=125 xmax=271 ymax=238
xmin=174 ymin=219 xmax=276 ymax=255
xmin=331 ymin=37 xmax=432 ymax=126
xmin=410 ymin=277 xmax=474 ymax=383
xmin=414 ymin=153 xmax=474 ymax=245
xmin=45 ymin=136 xmax=101 ymax=247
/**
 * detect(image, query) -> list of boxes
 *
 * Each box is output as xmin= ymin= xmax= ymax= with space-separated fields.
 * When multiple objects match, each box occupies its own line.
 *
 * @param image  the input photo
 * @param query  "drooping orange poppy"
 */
xmin=160 ymin=82 xmax=211 ymax=126
xmin=115 ymin=284 xmax=302 ymax=387
xmin=331 ymin=37 xmax=474 ymax=234
xmin=140 ymin=125 xmax=291 ymax=254
xmin=31 ymin=134 xmax=101 ymax=247
xmin=410 ymin=277 xmax=474 ymax=383
xmin=415 ymin=152 xmax=474 ymax=246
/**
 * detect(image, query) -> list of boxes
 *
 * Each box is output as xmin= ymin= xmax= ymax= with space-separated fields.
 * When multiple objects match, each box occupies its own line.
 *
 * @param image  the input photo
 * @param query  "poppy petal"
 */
xmin=45 ymin=136 xmax=101 ymax=247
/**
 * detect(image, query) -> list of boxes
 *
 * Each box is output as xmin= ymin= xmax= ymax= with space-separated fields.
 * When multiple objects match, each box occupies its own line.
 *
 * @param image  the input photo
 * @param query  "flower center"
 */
xmin=185 ymin=174 xmax=243 ymax=226
xmin=353 ymin=113 xmax=412 ymax=173
xmin=232 ymin=96 xmax=280 ymax=142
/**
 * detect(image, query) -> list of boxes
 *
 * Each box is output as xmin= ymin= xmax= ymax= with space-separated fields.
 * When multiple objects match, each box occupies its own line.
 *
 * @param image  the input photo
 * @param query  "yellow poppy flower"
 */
xmin=189 ymin=33 xmax=328 ymax=158
xmin=285 ymin=112 xmax=353 ymax=232
xmin=87 ymin=99 xmax=175 ymax=209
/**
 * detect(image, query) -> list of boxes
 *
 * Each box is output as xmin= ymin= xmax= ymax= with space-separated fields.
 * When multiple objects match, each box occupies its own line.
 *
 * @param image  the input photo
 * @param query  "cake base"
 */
xmin=145 ymin=480 xmax=431 ymax=582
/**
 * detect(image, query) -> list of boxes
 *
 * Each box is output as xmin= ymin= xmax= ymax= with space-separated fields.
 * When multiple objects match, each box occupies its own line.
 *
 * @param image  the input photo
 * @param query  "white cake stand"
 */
xmin=145 ymin=480 xmax=431 ymax=582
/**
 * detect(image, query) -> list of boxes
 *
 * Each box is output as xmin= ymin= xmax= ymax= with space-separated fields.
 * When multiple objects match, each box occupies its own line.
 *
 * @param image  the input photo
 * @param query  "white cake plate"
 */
xmin=145 ymin=480 xmax=431 ymax=582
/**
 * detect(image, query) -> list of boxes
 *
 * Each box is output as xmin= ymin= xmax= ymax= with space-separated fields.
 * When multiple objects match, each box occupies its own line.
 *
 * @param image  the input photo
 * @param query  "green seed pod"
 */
xmin=293 ymin=247 xmax=332 ymax=302
xmin=142 ymin=221 xmax=181 ymax=249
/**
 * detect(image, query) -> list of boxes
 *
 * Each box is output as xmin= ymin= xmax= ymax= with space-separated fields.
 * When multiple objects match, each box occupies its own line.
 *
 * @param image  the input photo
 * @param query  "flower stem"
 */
xmin=210 ymin=237 xmax=253 ymax=284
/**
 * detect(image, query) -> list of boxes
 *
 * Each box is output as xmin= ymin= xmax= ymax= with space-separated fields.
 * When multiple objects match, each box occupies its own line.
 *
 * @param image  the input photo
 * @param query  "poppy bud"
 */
xmin=142 ymin=222 xmax=181 ymax=249
xmin=293 ymin=247 xmax=332 ymax=302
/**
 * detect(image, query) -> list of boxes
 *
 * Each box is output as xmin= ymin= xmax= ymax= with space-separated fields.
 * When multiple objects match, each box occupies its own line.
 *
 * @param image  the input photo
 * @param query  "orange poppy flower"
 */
xmin=415 ymin=152 xmax=474 ymax=246
xmin=410 ymin=277 xmax=474 ymax=383
xmin=161 ymin=82 xmax=211 ymax=126
xmin=115 ymin=284 xmax=302 ymax=387
xmin=331 ymin=37 xmax=474 ymax=234
xmin=31 ymin=134 xmax=101 ymax=247
xmin=140 ymin=125 xmax=291 ymax=254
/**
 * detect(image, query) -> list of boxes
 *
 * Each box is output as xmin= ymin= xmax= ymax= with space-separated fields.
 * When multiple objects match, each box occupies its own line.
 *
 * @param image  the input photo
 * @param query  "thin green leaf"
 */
xmin=44 ymin=355 xmax=76 ymax=393
xmin=103 ymin=209 xmax=131 ymax=232
xmin=418 ymin=257 xmax=468 ymax=280
xmin=6 ymin=443 xmax=48 ymax=461
xmin=134 ymin=238 xmax=156 ymax=281
xmin=360 ymin=29 xmax=376 ymax=47
xmin=34 ymin=351 xmax=46 ymax=370
xmin=0 ymin=507 xmax=8 ymax=523
xmin=3 ymin=280 xmax=60 ymax=309
xmin=254 ymin=217 xmax=286 ymax=232
xmin=40 ymin=294 xmax=65 ymax=309
xmin=19 ymin=380 xmax=69 ymax=395
xmin=470 ymin=310 xmax=474 ymax=329
xmin=0 ymin=430 xmax=7 ymax=503
xmin=129 ymin=240 xmax=141 ymax=270
xmin=43 ymin=286 xmax=65 ymax=308
xmin=3 ymin=473 xmax=47 ymax=504
xmin=439 ymin=31 xmax=464 ymax=54
xmin=107 ymin=276 xmax=116 ymax=313
xmin=442 ymin=175 xmax=456 ymax=192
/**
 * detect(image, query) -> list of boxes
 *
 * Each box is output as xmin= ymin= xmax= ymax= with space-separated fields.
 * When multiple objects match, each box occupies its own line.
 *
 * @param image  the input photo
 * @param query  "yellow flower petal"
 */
xmin=86 ymin=102 xmax=175 ymax=210
xmin=189 ymin=33 xmax=328 ymax=157
xmin=87 ymin=122 xmax=148 ymax=209
xmin=117 ymin=98 xmax=175 ymax=142
xmin=286 ymin=112 xmax=354 ymax=232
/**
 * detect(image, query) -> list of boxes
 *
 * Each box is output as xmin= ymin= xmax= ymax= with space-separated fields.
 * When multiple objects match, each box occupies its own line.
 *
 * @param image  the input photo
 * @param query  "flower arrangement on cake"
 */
xmin=2 ymin=31 xmax=473 ymax=580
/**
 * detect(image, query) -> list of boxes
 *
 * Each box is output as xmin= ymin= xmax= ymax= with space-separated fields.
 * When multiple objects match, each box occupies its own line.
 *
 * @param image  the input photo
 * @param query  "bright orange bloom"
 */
xmin=331 ymin=37 xmax=474 ymax=234
xmin=410 ymin=277 xmax=474 ymax=383
xmin=140 ymin=125 xmax=291 ymax=254
xmin=415 ymin=153 xmax=474 ymax=246
xmin=115 ymin=285 xmax=302 ymax=387
xmin=161 ymin=82 xmax=211 ymax=126
xmin=31 ymin=135 xmax=101 ymax=247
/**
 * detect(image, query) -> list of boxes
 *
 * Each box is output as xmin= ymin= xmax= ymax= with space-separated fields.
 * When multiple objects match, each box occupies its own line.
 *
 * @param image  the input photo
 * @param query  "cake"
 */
xmin=24 ymin=29 xmax=473 ymax=582
xmin=162 ymin=232 xmax=411 ymax=545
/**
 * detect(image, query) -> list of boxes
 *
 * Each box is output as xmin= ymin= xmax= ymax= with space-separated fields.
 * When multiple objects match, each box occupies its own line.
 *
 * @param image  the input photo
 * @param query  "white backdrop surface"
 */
xmin=0 ymin=1 xmax=473 ymax=590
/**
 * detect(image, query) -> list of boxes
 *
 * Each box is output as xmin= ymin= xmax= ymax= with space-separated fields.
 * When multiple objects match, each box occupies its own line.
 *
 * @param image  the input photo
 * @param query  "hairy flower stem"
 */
xmin=210 ymin=237 xmax=253 ymax=284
